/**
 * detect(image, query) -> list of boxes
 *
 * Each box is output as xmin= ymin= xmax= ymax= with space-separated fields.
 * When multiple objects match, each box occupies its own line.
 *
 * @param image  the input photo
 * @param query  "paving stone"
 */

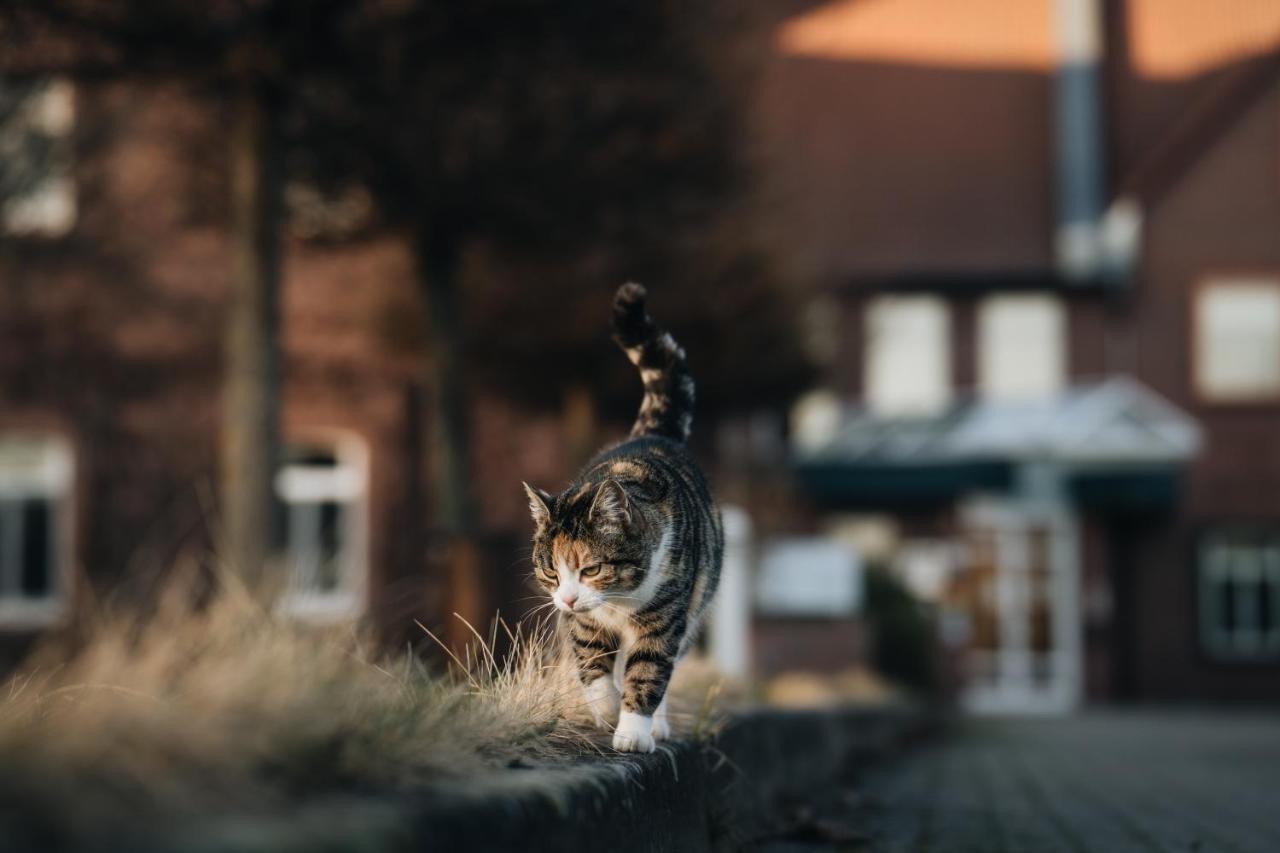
xmin=852 ymin=711 xmax=1280 ymax=853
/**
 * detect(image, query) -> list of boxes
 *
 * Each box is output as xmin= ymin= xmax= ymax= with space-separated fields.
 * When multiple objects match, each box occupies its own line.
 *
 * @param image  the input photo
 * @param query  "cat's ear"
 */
xmin=523 ymin=482 xmax=552 ymax=528
xmin=589 ymin=479 xmax=631 ymax=529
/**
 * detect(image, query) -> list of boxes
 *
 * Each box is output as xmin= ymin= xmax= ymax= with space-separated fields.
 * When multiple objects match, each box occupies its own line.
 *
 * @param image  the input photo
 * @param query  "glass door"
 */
xmin=947 ymin=499 xmax=1082 ymax=714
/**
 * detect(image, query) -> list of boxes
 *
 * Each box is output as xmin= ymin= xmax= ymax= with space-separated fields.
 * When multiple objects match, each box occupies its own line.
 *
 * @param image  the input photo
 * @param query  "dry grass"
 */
xmin=0 ymin=574 xmax=717 ymax=842
xmin=763 ymin=666 xmax=898 ymax=709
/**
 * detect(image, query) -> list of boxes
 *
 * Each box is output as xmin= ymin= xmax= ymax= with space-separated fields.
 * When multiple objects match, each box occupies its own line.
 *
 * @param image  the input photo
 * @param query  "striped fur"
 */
xmin=611 ymin=282 xmax=695 ymax=443
xmin=523 ymin=284 xmax=722 ymax=752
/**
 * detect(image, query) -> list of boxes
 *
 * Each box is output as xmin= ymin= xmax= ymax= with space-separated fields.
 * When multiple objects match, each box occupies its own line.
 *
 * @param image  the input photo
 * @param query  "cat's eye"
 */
xmin=579 ymin=564 xmax=602 ymax=579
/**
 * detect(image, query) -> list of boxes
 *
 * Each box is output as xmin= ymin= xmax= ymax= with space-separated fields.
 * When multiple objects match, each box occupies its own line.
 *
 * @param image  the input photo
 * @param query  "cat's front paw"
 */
xmin=613 ymin=729 xmax=656 ymax=753
xmin=612 ymin=710 xmax=656 ymax=753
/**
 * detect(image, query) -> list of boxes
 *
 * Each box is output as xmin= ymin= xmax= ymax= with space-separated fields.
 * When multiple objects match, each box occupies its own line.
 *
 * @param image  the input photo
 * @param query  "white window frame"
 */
xmin=1 ymin=77 xmax=76 ymax=237
xmin=977 ymin=293 xmax=1067 ymax=402
xmin=1193 ymin=277 xmax=1280 ymax=403
xmin=0 ymin=434 xmax=74 ymax=628
xmin=274 ymin=432 xmax=369 ymax=622
xmin=863 ymin=295 xmax=951 ymax=416
xmin=1198 ymin=533 xmax=1280 ymax=662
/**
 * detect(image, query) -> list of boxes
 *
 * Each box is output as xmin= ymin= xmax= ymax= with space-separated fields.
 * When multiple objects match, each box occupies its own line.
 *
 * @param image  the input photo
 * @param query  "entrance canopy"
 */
xmin=795 ymin=377 xmax=1202 ymax=510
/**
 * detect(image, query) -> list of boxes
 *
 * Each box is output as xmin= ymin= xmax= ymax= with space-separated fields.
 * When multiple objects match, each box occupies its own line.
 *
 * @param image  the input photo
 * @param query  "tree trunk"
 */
xmin=415 ymin=232 xmax=476 ymax=536
xmin=221 ymin=78 xmax=283 ymax=588
xmin=414 ymin=230 xmax=485 ymax=651
xmin=563 ymin=383 xmax=597 ymax=470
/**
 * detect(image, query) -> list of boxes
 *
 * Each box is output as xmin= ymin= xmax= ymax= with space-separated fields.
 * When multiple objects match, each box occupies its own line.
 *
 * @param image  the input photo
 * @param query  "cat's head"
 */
xmin=523 ymin=480 xmax=654 ymax=615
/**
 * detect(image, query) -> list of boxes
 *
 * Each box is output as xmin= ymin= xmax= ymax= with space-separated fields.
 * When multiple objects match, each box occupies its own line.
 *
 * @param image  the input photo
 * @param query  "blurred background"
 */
xmin=2 ymin=0 xmax=1280 ymax=714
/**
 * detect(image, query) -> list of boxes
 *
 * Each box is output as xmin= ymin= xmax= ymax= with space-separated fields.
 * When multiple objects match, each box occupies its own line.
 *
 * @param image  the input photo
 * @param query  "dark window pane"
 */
xmin=0 ymin=499 xmax=13 ymax=595
xmin=1218 ymin=579 xmax=1236 ymax=634
xmin=271 ymin=493 xmax=289 ymax=553
xmin=317 ymin=501 xmax=343 ymax=592
xmin=1259 ymin=578 xmax=1273 ymax=634
xmin=21 ymin=499 xmax=51 ymax=596
xmin=285 ymin=446 xmax=337 ymax=467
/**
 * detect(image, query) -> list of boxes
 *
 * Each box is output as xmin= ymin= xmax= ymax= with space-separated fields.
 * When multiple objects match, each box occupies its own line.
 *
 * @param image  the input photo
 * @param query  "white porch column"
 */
xmin=710 ymin=504 xmax=753 ymax=680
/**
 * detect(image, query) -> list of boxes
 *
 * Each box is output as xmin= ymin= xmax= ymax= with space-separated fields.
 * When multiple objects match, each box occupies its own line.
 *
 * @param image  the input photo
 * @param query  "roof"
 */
xmin=756 ymin=2 xmax=1055 ymax=278
xmin=756 ymin=0 xmax=1280 ymax=284
xmin=1107 ymin=0 xmax=1280 ymax=184
xmin=798 ymin=377 xmax=1202 ymax=468
xmin=1123 ymin=0 xmax=1280 ymax=79
xmin=1119 ymin=49 xmax=1280 ymax=208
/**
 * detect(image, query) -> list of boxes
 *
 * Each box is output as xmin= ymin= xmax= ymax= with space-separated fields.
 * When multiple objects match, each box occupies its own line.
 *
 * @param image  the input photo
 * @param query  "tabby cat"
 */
xmin=523 ymin=283 xmax=723 ymax=753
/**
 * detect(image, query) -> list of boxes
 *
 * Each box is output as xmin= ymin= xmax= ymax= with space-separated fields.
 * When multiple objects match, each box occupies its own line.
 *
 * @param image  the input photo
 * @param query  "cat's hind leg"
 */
xmin=651 ymin=694 xmax=671 ymax=741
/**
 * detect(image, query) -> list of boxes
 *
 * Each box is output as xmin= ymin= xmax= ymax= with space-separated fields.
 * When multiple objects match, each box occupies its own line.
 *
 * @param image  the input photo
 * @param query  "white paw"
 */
xmin=652 ymin=700 xmax=671 ymax=741
xmin=583 ymin=676 xmax=620 ymax=731
xmin=612 ymin=711 xmax=656 ymax=753
xmin=612 ymin=729 xmax=656 ymax=753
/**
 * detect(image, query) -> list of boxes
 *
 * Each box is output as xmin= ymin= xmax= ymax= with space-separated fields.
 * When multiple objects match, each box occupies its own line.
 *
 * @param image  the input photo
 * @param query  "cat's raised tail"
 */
xmin=611 ymin=283 xmax=695 ymax=444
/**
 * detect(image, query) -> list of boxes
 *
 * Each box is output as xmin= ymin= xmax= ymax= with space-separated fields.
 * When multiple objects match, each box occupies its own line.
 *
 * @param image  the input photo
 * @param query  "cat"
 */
xmin=523 ymin=283 xmax=723 ymax=753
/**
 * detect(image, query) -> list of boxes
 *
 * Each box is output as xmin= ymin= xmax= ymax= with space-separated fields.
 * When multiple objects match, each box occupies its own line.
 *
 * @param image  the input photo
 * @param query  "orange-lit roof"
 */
xmin=1127 ymin=0 xmax=1280 ymax=78
xmin=778 ymin=0 xmax=1054 ymax=71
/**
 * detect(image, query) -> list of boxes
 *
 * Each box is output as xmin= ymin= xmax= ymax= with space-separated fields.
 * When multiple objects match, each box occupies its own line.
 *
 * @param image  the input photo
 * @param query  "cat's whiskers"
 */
xmin=518 ymin=601 xmax=560 ymax=622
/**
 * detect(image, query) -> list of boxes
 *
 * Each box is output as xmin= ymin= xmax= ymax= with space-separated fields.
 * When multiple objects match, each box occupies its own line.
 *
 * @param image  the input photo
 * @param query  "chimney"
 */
xmin=1053 ymin=0 xmax=1140 ymax=284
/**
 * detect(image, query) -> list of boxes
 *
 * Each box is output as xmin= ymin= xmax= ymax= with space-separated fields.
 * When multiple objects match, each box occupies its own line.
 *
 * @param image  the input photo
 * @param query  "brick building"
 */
xmin=0 ymin=80 xmax=586 ymax=658
xmin=7 ymin=2 xmax=1280 ymax=707
xmin=760 ymin=0 xmax=1280 ymax=706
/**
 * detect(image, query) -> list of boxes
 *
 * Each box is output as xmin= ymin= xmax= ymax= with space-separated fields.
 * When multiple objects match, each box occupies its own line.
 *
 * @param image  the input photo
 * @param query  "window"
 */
xmin=0 ymin=435 xmax=73 ymax=626
xmin=1194 ymin=278 xmax=1280 ymax=402
xmin=1199 ymin=532 xmax=1280 ymax=661
xmin=1 ymin=78 xmax=76 ymax=236
xmin=978 ymin=294 xmax=1066 ymax=401
xmin=274 ymin=437 xmax=367 ymax=619
xmin=755 ymin=538 xmax=862 ymax=617
xmin=864 ymin=295 xmax=950 ymax=415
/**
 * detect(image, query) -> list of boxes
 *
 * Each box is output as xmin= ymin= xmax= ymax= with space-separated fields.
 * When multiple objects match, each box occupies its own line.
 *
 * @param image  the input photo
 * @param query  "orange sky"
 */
xmin=778 ymin=0 xmax=1280 ymax=78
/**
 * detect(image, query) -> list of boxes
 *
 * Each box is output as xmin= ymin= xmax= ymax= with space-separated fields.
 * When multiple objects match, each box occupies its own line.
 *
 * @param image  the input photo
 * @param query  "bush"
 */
xmin=863 ymin=566 xmax=938 ymax=695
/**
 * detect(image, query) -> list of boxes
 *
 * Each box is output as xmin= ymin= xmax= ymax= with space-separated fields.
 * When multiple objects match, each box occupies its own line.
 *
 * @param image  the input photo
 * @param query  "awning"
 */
xmin=794 ymin=377 xmax=1201 ymax=510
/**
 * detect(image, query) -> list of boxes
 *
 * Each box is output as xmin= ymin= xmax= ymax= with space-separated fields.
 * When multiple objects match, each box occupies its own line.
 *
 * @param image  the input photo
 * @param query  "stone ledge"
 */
xmin=127 ymin=705 xmax=932 ymax=853
xmin=411 ymin=704 xmax=929 ymax=853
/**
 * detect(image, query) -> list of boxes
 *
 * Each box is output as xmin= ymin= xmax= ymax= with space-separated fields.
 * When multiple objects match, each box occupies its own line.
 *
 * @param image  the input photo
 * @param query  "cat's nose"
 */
xmin=561 ymin=593 xmax=578 ymax=609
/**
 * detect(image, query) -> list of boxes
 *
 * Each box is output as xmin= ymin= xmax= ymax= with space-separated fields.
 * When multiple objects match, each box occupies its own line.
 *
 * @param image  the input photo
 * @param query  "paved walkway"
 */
xmin=756 ymin=711 xmax=1280 ymax=853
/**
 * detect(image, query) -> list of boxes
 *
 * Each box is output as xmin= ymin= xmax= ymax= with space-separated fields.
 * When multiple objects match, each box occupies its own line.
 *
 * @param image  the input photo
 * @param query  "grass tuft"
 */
xmin=0 ymin=567 xmax=731 ymax=853
xmin=0 ymin=575 xmax=624 ymax=843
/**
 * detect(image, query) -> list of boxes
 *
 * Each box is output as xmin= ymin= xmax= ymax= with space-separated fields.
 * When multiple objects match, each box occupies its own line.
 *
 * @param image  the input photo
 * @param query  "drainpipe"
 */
xmin=1053 ymin=0 xmax=1140 ymax=285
